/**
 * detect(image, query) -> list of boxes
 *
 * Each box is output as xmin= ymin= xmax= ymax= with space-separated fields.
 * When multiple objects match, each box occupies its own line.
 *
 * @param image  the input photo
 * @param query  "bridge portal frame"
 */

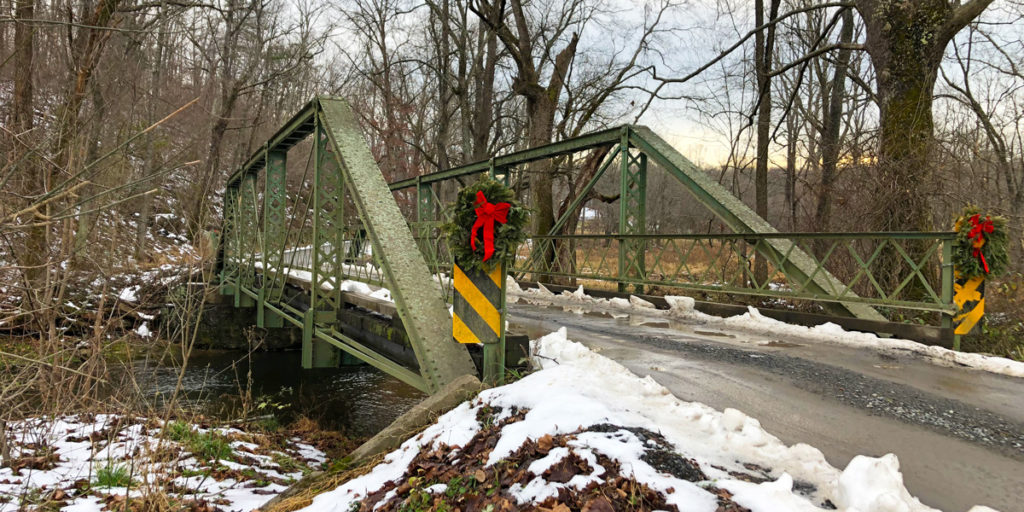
xmin=393 ymin=126 xmax=956 ymax=339
xmin=217 ymin=97 xmax=476 ymax=394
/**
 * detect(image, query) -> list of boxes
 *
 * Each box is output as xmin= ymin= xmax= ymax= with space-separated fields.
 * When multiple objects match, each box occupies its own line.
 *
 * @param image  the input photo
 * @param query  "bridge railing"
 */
xmin=268 ymin=243 xmax=385 ymax=289
xmin=409 ymin=229 xmax=956 ymax=317
xmin=515 ymin=233 xmax=955 ymax=314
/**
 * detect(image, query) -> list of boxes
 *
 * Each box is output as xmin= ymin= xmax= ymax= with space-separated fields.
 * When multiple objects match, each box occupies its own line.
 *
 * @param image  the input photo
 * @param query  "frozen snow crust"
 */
xmin=299 ymin=329 xmax=998 ymax=512
xmin=508 ymin=281 xmax=1024 ymax=379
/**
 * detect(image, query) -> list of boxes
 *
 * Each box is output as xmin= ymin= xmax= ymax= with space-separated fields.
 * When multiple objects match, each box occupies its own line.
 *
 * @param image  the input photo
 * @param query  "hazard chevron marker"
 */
xmin=453 ymin=264 xmax=504 ymax=344
xmin=953 ymin=274 xmax=985 ymax=336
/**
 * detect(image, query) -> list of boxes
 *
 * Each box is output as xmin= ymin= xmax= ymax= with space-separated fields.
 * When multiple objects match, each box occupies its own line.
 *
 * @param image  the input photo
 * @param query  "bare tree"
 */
xmin=854 ymin=0 xmax=994 ymax=231
xmin=813 ymin=6 xmax=854 ymax=231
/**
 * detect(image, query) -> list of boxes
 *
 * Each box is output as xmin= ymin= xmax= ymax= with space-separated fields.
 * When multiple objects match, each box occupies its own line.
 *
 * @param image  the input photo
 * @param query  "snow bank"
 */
xmin=298 ymin=328 xmax=995 ymax=512
xmin=508 ymin=281 xmax=1024 ymax=379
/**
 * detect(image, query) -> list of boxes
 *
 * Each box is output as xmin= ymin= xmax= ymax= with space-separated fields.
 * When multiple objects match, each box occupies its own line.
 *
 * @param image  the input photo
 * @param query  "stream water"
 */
xmin=132 ymin=349 xmax=425 ymax=437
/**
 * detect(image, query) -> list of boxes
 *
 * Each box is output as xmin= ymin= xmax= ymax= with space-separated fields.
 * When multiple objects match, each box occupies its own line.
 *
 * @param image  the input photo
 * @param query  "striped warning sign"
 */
xmin=953 ymin=274 xmax=985 ymax=336
xmin=453 ymin=264 xmax=503 ymax=344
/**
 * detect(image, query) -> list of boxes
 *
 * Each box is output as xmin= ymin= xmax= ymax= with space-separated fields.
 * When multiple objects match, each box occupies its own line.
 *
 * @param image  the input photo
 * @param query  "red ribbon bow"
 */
xmin=967 ymin=214 xmax=994 ymax=273
xmin=470 ymin=191 xmax=511 ymax=262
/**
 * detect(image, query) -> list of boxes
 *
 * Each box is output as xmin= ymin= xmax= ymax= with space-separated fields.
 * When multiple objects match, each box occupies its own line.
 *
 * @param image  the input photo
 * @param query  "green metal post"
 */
xmin=484 ymin=262 xmax=507 ymax=385
xmin=237 ymin=172 xmax=258 ymax=308
xmin=263 ymin=149 xmax=287 ymax=328
xmin=417 ymin=177 xmax=433 ymax=224
xmin=416 ymin=177 xmax=435 ymax=261
xmin=220 ymin=185 xmax=239 ymax=296
xmin=618 ymin=127 xmax=647 ymax=293
xmin=301 ymin=309 xmax=314 ymax=369
xmin=311 ymin=114 xmax=343 ymax=322
xmin=635 ymin=152 xmax=648 ymax=293
xmin=312 ymin=334 xmax=341 ymax=367
xmin=941 ymin=238 xmax=959 ymax=350
xmin=256 ymin=287 xmax=266 ymax=328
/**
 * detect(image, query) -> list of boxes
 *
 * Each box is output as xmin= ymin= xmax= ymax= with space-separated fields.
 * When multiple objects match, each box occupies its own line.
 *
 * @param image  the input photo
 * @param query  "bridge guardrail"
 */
xmin=409 ymin=228 xmax=956 ymax=319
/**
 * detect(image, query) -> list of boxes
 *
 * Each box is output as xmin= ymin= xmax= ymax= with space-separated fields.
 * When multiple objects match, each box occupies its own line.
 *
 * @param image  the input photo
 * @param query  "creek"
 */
xmin=130 ymin=348 xmax=425 ymax=437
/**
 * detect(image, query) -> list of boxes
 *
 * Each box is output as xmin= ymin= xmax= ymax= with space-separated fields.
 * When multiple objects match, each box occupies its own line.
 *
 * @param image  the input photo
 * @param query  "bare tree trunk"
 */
xmin=433 ymin=0 xmax=453 ymax=170
xmin=0 ymin=420 xmax=9 ymax=468
xmin=71 ymin=80 xmax=107 ymax=263
xmin=12 ymin=0 xmax=44 ymax=292
xmin=856 ymin=0 xmax=993 ymax=232
xmin=785 ymin=112 xmax=797 ymax=230
xmin=813 ymin=7 xmax=853 ymax=232
xmin=193 ymin=65 xmax=244 ymax=229
xmin=753 ymin=0 xmax=780 ymax=285
xmin=471 ymin=6 xmax=498 ymax=161
xmin=136 ymin=7 xmax=169 ymax=259
xmin=11 ymin=0 xmax=34 ymax=133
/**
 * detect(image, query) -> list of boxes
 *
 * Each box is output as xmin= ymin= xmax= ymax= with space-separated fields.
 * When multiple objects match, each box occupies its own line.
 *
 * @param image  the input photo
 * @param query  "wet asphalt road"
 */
xmin=509 ymin=303 xmax=1024 ymax=512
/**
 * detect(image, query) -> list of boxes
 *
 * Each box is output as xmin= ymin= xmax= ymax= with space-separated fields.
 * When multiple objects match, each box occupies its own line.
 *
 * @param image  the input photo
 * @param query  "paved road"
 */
xmin=509 ymin=303 xmax=1024 ymax=512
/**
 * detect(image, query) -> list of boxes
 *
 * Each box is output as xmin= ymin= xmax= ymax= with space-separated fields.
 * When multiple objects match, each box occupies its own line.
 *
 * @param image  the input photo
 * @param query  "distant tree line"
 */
xmin=2 ymin=0 xmax=1023 ymax=334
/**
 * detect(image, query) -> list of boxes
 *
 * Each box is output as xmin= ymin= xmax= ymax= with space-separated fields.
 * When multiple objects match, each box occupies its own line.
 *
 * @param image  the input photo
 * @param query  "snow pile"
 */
xmin=508 ymin=281 xmax=1024 ymax=379
xmin=299 ymin=329 xmax=993 ymax=512
xmin=0 ymin=415 xmax=326 ymax=512
xmin=117 ymin=285 xmax=139 ymax=303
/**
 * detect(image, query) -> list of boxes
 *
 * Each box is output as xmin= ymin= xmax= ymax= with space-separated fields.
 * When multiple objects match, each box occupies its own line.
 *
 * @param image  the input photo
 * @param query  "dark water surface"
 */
xmin=132 ymin=349 xmax=425 ymax=437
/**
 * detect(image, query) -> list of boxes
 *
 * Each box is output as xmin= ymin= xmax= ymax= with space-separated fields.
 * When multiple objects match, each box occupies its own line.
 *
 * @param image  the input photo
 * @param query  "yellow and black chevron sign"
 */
xmin=453 ymin=264 xmax=504 ymax=344
xmin=953 ymin=275 xmax=985 ymax=336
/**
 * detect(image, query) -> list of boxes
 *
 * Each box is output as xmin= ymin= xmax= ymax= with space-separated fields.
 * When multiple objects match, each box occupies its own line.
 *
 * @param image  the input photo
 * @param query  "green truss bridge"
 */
xmin=215 ymin=97 xmax=958 ymax=395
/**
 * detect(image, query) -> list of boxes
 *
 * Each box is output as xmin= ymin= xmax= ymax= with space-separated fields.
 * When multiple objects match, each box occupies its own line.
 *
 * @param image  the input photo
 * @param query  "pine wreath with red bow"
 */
xmin=952 ymin=206 xmax=1008 ymax=279
xmin=443 ymin=178 xmax=530 ymax=272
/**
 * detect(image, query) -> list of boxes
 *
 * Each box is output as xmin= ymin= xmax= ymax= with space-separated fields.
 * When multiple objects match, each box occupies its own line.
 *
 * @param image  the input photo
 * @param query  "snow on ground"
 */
xmin=508 ymin=281 xmax=1024 ymax=379
xmin=0 ymin=415 xmax=326 ymax=512
xmin=117 ymin=285 xmax=140 ymax=303
xmin=297 ymin=328 xmax=997 ymax=512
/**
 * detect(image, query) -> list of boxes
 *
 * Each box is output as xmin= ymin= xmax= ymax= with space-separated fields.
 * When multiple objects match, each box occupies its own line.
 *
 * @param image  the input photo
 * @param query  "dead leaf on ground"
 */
xmin=537 ymin=434 xmax=553 ymax=454
xmin=582 ymin=496 xmax=615 ymax=512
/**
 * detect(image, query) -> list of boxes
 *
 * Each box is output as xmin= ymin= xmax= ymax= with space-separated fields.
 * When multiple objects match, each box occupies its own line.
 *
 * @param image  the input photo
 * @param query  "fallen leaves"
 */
xmin=581 ymin=496 xmax=614 ymax=512
xmin=347 ymin=409 xmax=766 ymax=512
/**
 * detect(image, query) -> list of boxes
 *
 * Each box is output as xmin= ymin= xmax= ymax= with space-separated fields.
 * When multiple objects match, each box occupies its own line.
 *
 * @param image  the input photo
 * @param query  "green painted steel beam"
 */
xmin=317 ymin=97 xmax=476 ymax=394
xmin=618 ymin=128 xmax=647 ymax=294
xmin=263 ymin=149 xmax=287 ymax=309
xmin=218 ymin=185 xmax=240 ymax=286
xmin=416 ymin=177 xmax=434 ymax=224
xmin=515 ymin=268 xmax=955 ymax=313
xmin=264 ymin=302 xmax=306 ymax=328
xmin=628 ymin=126 xmax=887 ymax=322
xmin=389 ymin=127 xmax=620 ymax=191
xmin=317 ymin=328 xmax=428 ymax=392
xmin=311 ymin=116 xmax=343 ymax=319
xmin=238 ymin=172 xmax=259 ymax=292
xmin=528 ymin=232 xmax=956 ymax=241
xmin=226 ymin=100 xmax=318 ymax=187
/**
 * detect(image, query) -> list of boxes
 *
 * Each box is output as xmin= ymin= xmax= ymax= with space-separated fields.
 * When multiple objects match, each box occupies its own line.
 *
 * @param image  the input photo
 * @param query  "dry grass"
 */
xmin=258 ymin=452 xmax=388 ymax=512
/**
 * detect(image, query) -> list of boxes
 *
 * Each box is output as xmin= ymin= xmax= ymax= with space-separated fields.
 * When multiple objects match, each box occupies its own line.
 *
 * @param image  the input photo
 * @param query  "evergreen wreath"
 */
xmin=952 ymin=206 xmax=1009 ymax=279
xmin=443 ymin=177 xmax=530 ymax=273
